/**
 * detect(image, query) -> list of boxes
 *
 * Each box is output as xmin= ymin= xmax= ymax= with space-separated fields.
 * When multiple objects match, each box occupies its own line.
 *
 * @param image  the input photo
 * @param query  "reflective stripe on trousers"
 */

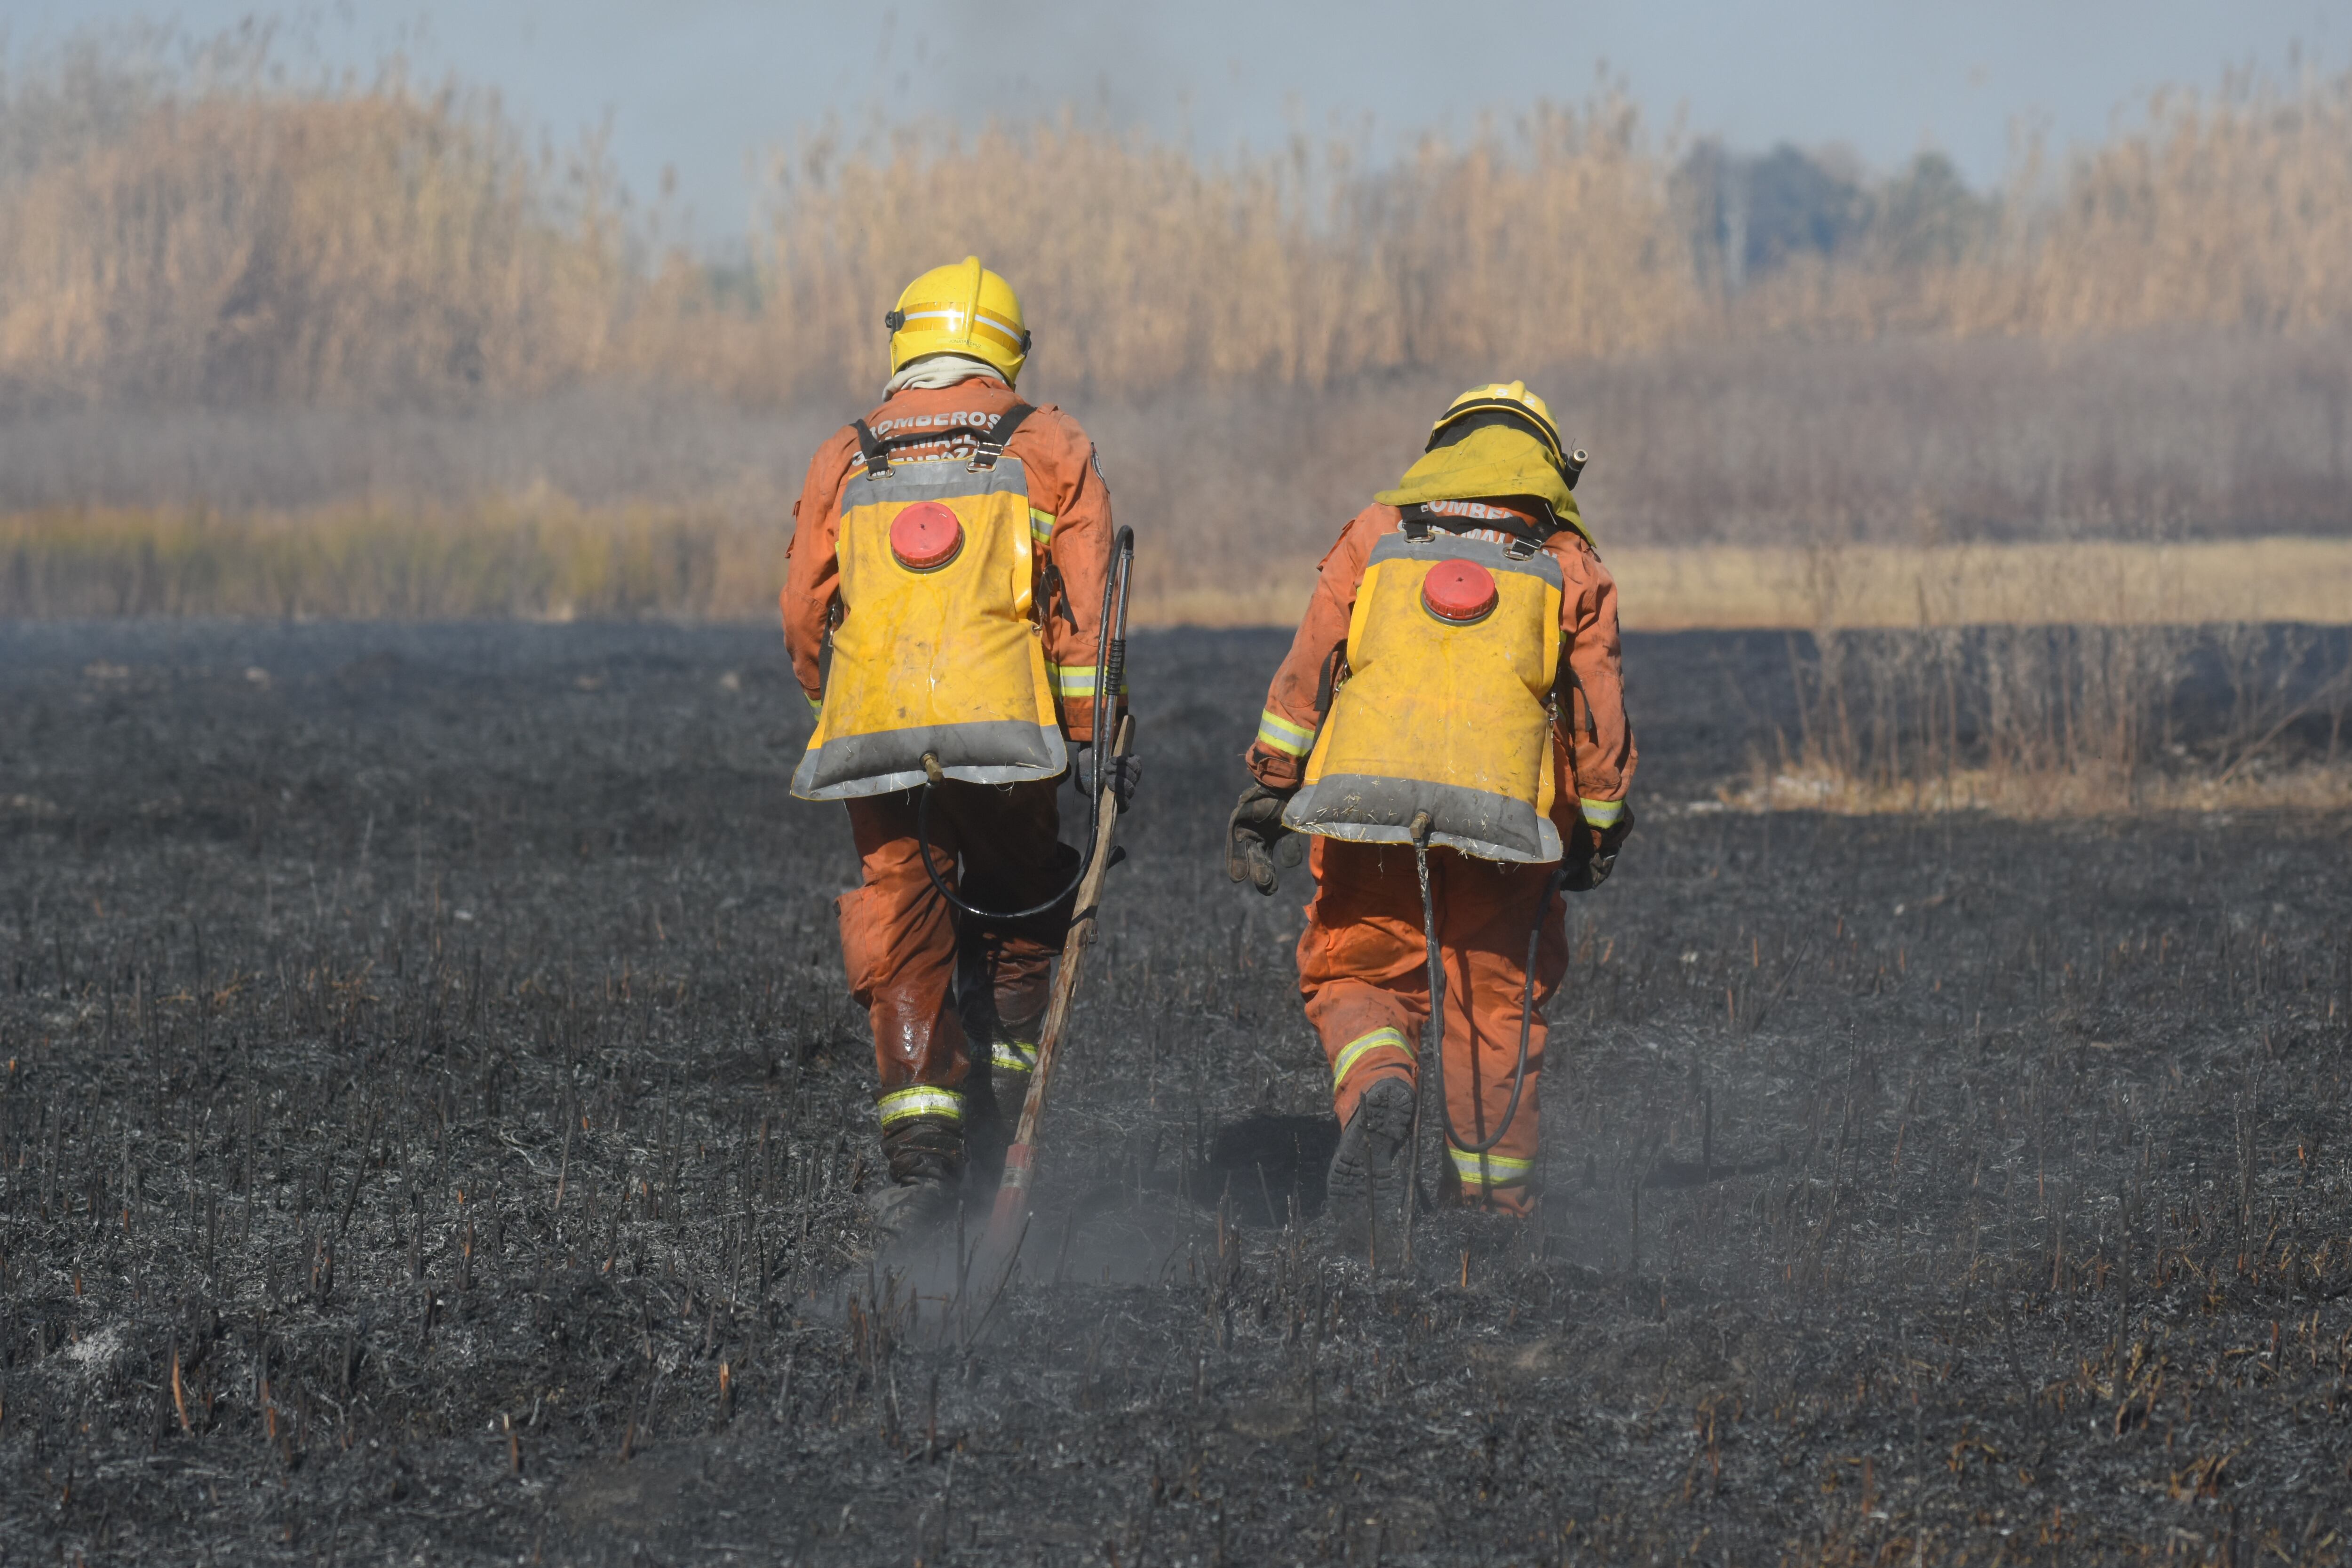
xmin=877 ymin=1084 xmax=965 ymax=1128
xmin=1330 ymin=1025 xmax=1413 ymax=1090
xmin=1448 ymin=1145 xmax=1535 ymax=1187
xmin=991 ymin=1038 xmax=1039 ymax=1075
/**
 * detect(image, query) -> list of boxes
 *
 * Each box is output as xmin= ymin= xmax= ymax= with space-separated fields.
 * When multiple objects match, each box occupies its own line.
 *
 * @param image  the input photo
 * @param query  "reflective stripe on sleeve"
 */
xmin=1049 ymin=664 xmax=1124 ymax=699
xmin=806 ymin=693 xmax=823 ymax=715
xmin=876 ymin=1085 xmax=965 ymax=1128
xmin=1579 ymin=797 xmax=1626 ymax=827
xmin=1331 ymin=1026 xmax=1414 ymax=1090
xmin=1029 ymin=508 xmax=1056 ymax=545
xmin=1448 ymin=1146 xmax=1536 ymax=1186
xmin=991 ymin=1039 xmax=1039 ymax=1075
xmin=1255 ymin=708 xmax=1317 ymax=758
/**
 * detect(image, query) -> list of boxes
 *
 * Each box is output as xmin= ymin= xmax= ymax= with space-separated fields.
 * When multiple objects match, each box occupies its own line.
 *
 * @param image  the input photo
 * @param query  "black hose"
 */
xmin=916 ymin=525 xmax=1135 ymax=923
xmin=1411 ymin=826 xmax=1570 ymax=1168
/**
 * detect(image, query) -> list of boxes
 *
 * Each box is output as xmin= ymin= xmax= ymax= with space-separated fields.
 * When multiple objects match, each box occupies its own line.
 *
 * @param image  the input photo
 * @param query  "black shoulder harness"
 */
xmin=1396 ymin=500 xmax=1559 ymax=549
xmin=852 ymin=402 xmax=1037 ymax=480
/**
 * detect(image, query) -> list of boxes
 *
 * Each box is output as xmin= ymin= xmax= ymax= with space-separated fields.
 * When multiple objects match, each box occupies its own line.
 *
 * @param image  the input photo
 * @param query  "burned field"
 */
xmin=2 ymin=620 xmax=2351 ymax=1566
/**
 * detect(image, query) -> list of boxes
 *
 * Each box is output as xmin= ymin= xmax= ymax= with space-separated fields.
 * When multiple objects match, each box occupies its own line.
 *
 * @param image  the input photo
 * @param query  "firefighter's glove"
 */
xmin=1227 ymin=782 xmax=1303 ymax=895
xmin=1073 ymin=744 xmax=1144 ymax=812
xmin=1562 ymin=801 xmax=1634 ymax=892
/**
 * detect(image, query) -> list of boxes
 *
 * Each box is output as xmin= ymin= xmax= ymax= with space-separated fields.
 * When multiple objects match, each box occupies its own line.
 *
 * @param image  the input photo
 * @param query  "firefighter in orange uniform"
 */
xmin=1228 ymin=383 xmax=1633 ymax=1228
xmin=784 ymin=257 xmax=1129 ymax=1232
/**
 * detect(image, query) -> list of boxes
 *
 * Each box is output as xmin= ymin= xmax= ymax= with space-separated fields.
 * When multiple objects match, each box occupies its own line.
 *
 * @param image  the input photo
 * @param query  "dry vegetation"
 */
xmin=6 ymin=41 xmax=2351 ymax=405
xmin=1732 ymin=616 xmax=2352 ymax=818
xmin=0 ymin=502 xmax=777 ymax=621
xmin=3 ymin=32 xmax=2351 ymax=814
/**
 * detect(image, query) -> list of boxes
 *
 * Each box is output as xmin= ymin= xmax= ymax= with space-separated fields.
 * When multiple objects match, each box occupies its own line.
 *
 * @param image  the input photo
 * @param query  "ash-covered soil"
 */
xmin=2 ymin=621 xmax=2350 ymax=1566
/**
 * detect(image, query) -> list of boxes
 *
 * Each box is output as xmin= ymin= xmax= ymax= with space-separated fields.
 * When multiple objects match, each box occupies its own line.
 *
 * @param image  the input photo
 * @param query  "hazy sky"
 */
xmin=7 ymin=0 xmax=2343 ymax=240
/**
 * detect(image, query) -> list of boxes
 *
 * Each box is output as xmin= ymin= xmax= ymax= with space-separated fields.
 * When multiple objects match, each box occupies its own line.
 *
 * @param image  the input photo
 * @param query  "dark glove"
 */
xmin=1562 ymin=801 xmax=1633 ymax=892
xmin=1226 ymin=782 xmax=1303 ymax=894
xmin=1073 ymin=743 xmax=1143 ymax=812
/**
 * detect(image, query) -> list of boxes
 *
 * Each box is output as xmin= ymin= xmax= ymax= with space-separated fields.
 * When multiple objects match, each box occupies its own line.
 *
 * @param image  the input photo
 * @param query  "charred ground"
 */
xmin=2 ymin=622 xmax=2349 ymax=1565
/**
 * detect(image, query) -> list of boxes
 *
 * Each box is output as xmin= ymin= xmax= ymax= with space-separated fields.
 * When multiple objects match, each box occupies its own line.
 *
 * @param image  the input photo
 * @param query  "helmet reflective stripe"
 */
xmin=1448 ymin=1146 xmax=1535 ymax=1186
xmin=895 ymin=304 xmax=1025 ymax=355
xmin=991 ymin=1039 xmax=1039 ymax=1074
xmin=1256 ymin=708 xmax=1316 ymax=757
xmin=877 ymin=1085 xmax=965 ymax=1127
xmin=1332 ymin=1026 xmax=1414 ymax=1089
xmin=1579 ymin=797 xmax=1626 ymax=826
xmin=890 ymin=258 xmax=1028 ymax=383
xmin=971 ymin=312 xmax=1026 ymax=350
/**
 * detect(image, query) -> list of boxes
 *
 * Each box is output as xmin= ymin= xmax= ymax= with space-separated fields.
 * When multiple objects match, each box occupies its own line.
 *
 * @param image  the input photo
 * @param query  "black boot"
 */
xmin=870 ymin=1101 xmax=964 ymax=1238
xmin=963 ymin=998 xmax=1043 ymax=1186
xmin=1327 ymin=1075 xmax=1416 ymax=1245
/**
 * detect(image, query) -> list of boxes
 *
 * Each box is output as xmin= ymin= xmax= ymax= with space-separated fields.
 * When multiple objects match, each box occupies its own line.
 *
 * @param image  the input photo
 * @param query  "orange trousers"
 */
xmin=838 ymin=780 xmax=1076 ymax=1098
xmin=1297 ymin=837 xmax=1569 ymax=1214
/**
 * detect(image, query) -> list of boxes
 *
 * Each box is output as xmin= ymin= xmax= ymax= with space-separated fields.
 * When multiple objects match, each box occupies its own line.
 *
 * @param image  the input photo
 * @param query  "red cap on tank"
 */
xmin=889 ymin=501 xmax=964 ymax=571
xmin=1422 ymin=559 xmax=1498 ymax=623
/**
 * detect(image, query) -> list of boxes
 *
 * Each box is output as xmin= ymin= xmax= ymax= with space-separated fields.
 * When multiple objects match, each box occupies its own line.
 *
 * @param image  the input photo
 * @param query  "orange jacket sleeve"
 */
xmin=1245 ymin=507 xmax=1383 ymax=790
xmin=780 ymin=427 xmax=860 ymax=711
xmin=1013 ymin=406 xmax=1117 ymax=744
xmin=1549 ymin=533 xmax=1637 ymax=829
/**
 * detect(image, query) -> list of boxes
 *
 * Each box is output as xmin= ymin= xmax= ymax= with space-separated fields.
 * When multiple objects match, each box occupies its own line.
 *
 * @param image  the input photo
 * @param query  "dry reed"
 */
xmin=5 ymin=42 xmax=2352 ymax=408
xmin=7 ymin=35 xmax=2351 ymax=817
xmin=12 ymin=508 xmax=2350 ymax=633
xmin=1749 ymin=617 xmax=2352 ymax=817
xmin=0 ymin=503 xmax=782 ymax=621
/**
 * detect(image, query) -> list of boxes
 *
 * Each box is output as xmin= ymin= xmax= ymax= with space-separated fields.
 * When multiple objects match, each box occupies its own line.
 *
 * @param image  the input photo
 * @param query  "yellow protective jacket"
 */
xmin=789 ymin=403 xmax=1064 ymax=799
xmin=1248 ymin=498 xmax=1634 ymax=854
xmin=783 ymin=379 xmax=1117 ymax=748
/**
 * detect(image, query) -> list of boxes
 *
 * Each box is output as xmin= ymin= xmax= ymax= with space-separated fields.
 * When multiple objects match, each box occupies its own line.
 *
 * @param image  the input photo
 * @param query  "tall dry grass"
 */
xmin=0 ymin=56 xmax=650 ymax=407
xmin=1726 ymin=533 xmax=2352 ymax=814
xmin=5 ymin=39 xmax=2352 ymax=409
xmin=741 ymin=100 xmax=1696 ymax=397
xmin=1750 ymin=621 xmax=2352 ymax=814
xmin=6 ymin=33 xmax=2352 ymax=816
xmin=0 ymin=502 xmax=779 ymax=621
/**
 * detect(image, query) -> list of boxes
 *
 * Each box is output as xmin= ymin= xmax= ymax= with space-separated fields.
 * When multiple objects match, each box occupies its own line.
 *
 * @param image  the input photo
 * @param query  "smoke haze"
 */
xmin=1 ymin=0 xmax=2338 ymax=241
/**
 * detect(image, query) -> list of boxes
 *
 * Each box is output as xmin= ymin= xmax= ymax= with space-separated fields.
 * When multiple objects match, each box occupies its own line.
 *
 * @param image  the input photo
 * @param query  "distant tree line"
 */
xmin=1673 ymin=143 xmax=2000 ymax=291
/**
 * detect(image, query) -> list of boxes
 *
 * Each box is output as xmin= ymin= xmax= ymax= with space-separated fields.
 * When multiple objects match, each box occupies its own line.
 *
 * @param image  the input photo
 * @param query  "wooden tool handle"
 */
xmin=987 ymin=712 xmax=1134 ymax=1237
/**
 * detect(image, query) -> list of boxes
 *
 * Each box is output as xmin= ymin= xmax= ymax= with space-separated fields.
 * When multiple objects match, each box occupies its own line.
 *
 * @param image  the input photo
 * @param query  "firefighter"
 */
xmin=784 ymin=257 xmax=1130 ymax=1233
xmin=1228 ymin=382 xmax=1634 ymax=1229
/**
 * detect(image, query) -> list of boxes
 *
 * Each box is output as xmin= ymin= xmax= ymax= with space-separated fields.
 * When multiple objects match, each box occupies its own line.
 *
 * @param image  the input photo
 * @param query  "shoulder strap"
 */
xmin=850 ymin=419 xmax=893 ymax=480
xmin=850 ymin=402 xmax=1037 ymax=481
xmin=1396 ymin=500 xmax=1557 ymax=546
xmin=964 ymin=402 xmax=1036 ymax=472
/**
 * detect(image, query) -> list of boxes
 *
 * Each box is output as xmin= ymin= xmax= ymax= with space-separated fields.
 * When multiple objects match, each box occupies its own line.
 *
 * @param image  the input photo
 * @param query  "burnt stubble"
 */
xmin=2 ymin=622 xmax=2349 ymax=1565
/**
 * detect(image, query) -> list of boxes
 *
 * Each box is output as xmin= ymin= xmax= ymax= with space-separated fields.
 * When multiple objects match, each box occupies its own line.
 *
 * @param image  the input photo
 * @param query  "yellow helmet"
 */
xmin=885 ymin=256 xmax=1029 ymax=385
xmin=1427 ymin=381 xmax=1566 ymax=469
